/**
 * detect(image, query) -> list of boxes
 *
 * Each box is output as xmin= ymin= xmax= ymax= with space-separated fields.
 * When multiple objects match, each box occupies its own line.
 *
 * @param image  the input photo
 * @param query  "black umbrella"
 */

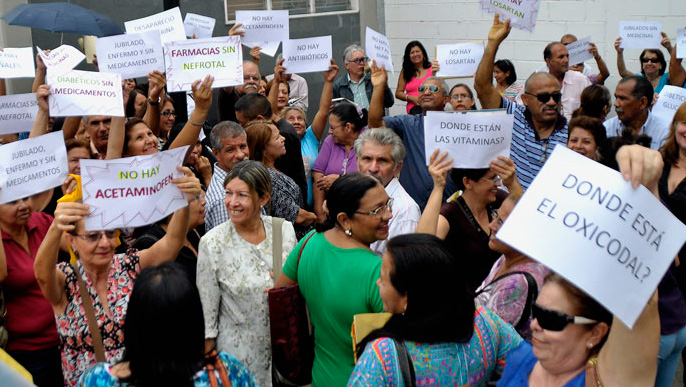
xmin=1 ymin=2 xmax=123 ymax=37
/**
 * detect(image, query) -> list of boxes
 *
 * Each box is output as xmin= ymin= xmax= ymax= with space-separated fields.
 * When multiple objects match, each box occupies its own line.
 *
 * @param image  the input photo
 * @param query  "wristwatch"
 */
xmin=148 ymin=96 xmax=161 ymax=106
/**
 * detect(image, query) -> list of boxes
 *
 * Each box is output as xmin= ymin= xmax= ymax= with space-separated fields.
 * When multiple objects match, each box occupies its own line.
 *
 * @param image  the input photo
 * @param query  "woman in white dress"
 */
xmin=196 ymin=160 xmax=297 ymax=387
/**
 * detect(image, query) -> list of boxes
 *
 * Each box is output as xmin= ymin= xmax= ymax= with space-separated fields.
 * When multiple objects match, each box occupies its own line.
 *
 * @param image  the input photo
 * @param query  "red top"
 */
xmin=2 ymin=211 xmax=60 ymax=351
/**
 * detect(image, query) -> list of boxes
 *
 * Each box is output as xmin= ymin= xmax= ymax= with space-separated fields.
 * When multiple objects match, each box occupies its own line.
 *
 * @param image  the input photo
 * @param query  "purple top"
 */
xmin=313 ymin=130 xmax=366 ymax=176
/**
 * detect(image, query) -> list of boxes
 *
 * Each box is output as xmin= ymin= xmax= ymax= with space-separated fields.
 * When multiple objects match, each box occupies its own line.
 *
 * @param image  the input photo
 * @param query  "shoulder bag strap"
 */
xmin=393 ymin=338 xmax=416 ymax=387
xmin=71 ymin=262 xmax=106 ymax=362
xmin=474 ymin=271 xmax=538 ymax=331
xmin=271 ymin=217 xmax=284 ymax=281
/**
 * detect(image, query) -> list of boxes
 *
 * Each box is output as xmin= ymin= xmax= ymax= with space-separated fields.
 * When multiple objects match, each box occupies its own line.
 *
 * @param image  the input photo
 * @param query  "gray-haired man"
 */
xmin=333 ymin=44 xmax=394 ymax=109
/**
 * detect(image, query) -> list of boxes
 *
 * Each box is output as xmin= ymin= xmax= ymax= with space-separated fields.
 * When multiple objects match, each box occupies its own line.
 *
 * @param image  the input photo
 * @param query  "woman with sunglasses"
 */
xmin=32 ymin=168 xmax=202 ymax=386
xmin=396 ymin=41 xmax=433 ymax=114
xmin=494 ymin=59 xmax=523 ymax=101
xmin=417 ymin=150 xmax=523 ymax=292
xmin=615 ymin=33 xmax=685 ymax=94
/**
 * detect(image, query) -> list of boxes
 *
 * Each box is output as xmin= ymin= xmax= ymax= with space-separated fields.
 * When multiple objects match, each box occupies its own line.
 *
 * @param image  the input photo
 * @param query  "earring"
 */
xmin=587 ymin=342 xmax=594 ymax=349
xmin=345 ymin=229 xmax=353 ymax=237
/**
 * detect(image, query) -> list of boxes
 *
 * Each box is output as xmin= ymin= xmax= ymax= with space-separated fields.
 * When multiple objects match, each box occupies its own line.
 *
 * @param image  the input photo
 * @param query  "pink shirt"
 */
xmin=404 ymin=67 xmax=433 ymax=113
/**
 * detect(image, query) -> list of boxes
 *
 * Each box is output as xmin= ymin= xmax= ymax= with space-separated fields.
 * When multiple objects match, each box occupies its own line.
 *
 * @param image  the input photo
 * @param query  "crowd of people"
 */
xmin=1 ymin=9 xmax=686 ymax=387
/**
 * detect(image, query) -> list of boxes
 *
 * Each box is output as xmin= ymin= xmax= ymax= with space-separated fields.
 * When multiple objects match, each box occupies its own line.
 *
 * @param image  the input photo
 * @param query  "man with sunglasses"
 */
xmin=475 ymin=15 xmax=568 ymax=190
xmin=333 ymin=44 xmax=394 ymax=109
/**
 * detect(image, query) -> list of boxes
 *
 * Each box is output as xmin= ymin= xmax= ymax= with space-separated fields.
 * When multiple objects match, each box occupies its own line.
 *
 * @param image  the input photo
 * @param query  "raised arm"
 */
xmin=142 ymin=71 xmax=165 ymax=135
xmin=490 ymin=156 xmax=523 ymax=197
xmin=170 ymin=75 xmax=214 ymax=151
xmin=589 ymin=42 xmax=610 ymax=85
xmin=31 ymin=50 xmax=47 ymax=93
xmin=0 ymin=78 xmax=5 ymax=96
xmin=475 ymin=15 xmax=511 ymax=110
xmin=311 ymin=59 xmax=339 ymax=141
xmin=669 ymin=35 xmax=686 ymax=87
xmin=368 ymin=61 xmax=388 ymax=128
xmin=105 ymin=117 xmax=126 ymax=159
xmin=395 ymin=70 xmax=414 ymax=106
xmin=249 ymin=46 xmax=262 ymax=66
xmin=0 ymin=229 xmax=6 ymax=283
xmin=614 ymin=37 xmax=633 ymax=78
xmin=269 ymin=58 xmax=285 ymax=118
xmin=222 ymin=23 xmax=244 ymax=95
xmin=29 ymin=85 xmax=50 ymax=138
xmin=416 ymin=150 xmax=452 ymax=239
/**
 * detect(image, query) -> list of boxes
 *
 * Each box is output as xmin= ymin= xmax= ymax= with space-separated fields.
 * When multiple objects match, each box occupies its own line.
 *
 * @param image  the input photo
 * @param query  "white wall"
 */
xmin=383 ymin=0 xmax=686 ymax=117
xmin=1 ymin=0 xmax=33 ymax=94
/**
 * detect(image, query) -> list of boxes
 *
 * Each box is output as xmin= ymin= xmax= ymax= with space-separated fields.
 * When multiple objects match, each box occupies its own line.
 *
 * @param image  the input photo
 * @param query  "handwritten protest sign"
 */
xmin=125 ymin=7 xmax=186 ymax=45
xmin=37 ymin=45 xmax=85 ymax=76
xmin=235 ymin=10 xmax=289 ymax=44
xmin=164 ymin=36 xmax=242 ymax=92
xmin=479 ymin=0 xmax=541 ymax=33
xmin=0 ymin=131 xmax=68 ymax=204
xmin=282 ymin=36 xmax=332 ymax=74
xmin=435 ymin=43 xmax=484 ymax=78
xmin=0 ymin=47 xmax=35 ymax=78
xmin=47 ymin=70 xmax=124 ymax=117
xmin=652 ymin=85 xmax=686 ymax=123
xmin=424 ymin=110 xmax=513 ymax=168
xmin=81 ymin=146 xmax=189 ymax=231
xmin=366 ymin=27 xmax=394 ymax=73
xmin=677 ymin=29 xmax=686 ymax=59
xmin=619 ymin=21 xmax=662 ymax=49
xmin=243 ymin=41 xmax=280 ymax=57
xmin=184 ymin=13 xmax=215 ymax=39
xmin=0 ymin=93 xmax=39 ymax=135
xmin=497 ymin=146 xmax=686 ymax=328
xmin=95 ymin=30 xmax=165 ymax=79
xmin=566 ymin=37 xmax=593 ymax=66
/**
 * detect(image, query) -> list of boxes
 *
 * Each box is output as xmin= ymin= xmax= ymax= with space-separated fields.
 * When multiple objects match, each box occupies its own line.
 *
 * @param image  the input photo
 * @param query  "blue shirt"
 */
xmin=498 ymin=342 xmax=585 ymax=386
xmin=301 ymin=126 xmax=320 ymax=207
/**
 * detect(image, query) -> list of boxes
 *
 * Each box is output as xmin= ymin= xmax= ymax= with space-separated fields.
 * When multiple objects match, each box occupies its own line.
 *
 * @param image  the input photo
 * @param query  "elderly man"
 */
xmin=475 ymin=15 xmax=568 ymax=190
xmin=217 ymin=61 xmax=261 ymax=123
xmin=333 ymin=44 xmax=394 ymax=109
xmin=84 ymin=115 xmax=112 ymax=159
xmin=540 ymin=41 xmax=591 ymax=120
xmin=604 ymin=76 xmax=669 ymax=150
xmin=204 ymin=121 xmax=249 ymax=231
xmin=355 ymin=128 xmax=420 ymax=256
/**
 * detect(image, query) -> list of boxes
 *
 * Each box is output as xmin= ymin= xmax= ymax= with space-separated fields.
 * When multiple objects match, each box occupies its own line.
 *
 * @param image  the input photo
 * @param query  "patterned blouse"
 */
xmin=77 ymin=351 xmax=259 ymax=386
xmin=196 ymin=216 xmax=297 ymax=387
xmin=348 ymin=307 xmax=523 ymax=386
xmin=56 ymin=250 xmax=141 ymax=387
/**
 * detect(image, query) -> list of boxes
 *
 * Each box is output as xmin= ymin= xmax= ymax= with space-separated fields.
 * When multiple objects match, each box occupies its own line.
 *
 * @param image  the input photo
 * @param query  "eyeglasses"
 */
xmin=418 ymin=85 xmax=440 ymax=94
xmin=640 ymin=57 xmax=660 ymax=63
xmin=532 ymin=304 xmax=598 ymax=331
xmin=349 ymin=57 xmax=368 ymax=65
xmin=161 ymin=111 xmax=177 ymax=118
xmin=71 ymin=230 xmax=118 ymax=243
xmin=480 ymin=175 xmax=502 ymax=185
xmin=356 ymin=198 xmax=393 ymax=218
xmin=451 ymin=93 xmax=471 ymax=100
xmin=525 ymin=91 xmax=562 ymax=104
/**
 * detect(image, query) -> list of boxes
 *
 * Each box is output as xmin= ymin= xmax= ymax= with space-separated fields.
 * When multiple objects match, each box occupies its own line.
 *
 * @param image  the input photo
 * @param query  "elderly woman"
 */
xmin=615 ymin=33 xmax=685 ymax=94
xmin=348 ymin=233 xmax=522 ymax=386
xmin=396 ymin=41 xmax=433 ymax=114
xmin=78 ymin=262 xmax=259 ymax=386
xmin=197 ymin=160 xmax=297 ymax=387
xmin=449 ymin=83 xmax=478 ymax=111
xmin=275 ymin=173 xmax=390 ymax=386
xmin=32 ymin=168 xmax=201 ymax=386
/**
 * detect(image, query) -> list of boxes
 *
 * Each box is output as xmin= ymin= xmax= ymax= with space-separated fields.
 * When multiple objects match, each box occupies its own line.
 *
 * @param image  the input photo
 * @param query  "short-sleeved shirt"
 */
xmin=604 ymin=110 xmax=670 ymax=150
xmin=313 ymin=131 xmax=363 ymax=176
xmin=301 ymin=126 xmax=320 ymax=207
xmin=282 ymin=231 xmax=384 ymax=387
xmin=498 ymin=342 xmax=585 ymax=386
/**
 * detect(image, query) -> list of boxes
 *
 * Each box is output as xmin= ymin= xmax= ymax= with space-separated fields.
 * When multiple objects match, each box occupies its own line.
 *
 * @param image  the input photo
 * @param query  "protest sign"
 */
xmin=497 ymin=146 xmax=686 ymax=328
xmin=81 ymin=146 xmax=189 ymax=231
xmin=566 ymin=37 xmax=593 ymax=66
xmin=125 ymin=7 xmax=186 ymax=44
xmin=677 ymin=29 xmax=686 ymax=59
xmin=479 ymin=0 xmax=541 ymax=33
xmin=242 ymin=41 xmax=280 ymax=57
xmin=651 ymin=85 xmax=686 ymax=123
xmin=619 ymin=21 xmax=662 ymax=49
xmin=184 ymin=13 xmax=215 ymax=39
xmin=47 ymin=70 xmax=124 ymax=117
xmin=435 ymin=43 xmax=484 ymax=78
xmin=282 ymin=36 xmax=332 ymax=74
xmin=0 ymin=93 xmax=39 ymax=135
xmin=37 ymin=45 xmax=85 ymax=76
xmin=365 ymin=27 xmax=394 ymax=73
xmin=235 ymin=10 xmax=289 ymax=44
xmin=0 ymin=131 xmax=68 ymax=204
xmin=0 ymin=47 xmax=35 ymax=78
xmin=164 ymin=36 xmax=243 ymax=92
xmin=95 ymin=30 xmax=165 ymax=79
xmin=424 ymin=110 xmax=513 ymax=168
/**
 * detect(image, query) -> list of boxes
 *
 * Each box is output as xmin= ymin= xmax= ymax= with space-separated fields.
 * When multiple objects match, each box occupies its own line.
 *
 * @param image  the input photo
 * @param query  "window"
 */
xmin=225 ymin=0 xmax=358 ymax=24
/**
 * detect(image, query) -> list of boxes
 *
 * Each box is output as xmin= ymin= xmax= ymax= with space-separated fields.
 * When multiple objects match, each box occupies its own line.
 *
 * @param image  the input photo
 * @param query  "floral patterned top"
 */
xmin=77 ymin=351 xmax=259 ymax=386
xmin=56 ymin=250 xmax=141 ymax=387
xmin=348 ymin=307 xmax=522 ymax=386
xmin=196 ymin=216 xmax=297 ymax=387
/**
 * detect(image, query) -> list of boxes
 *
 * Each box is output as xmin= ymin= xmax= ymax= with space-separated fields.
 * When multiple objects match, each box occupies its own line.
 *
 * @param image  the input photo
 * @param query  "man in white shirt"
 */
xmin=355 ymin=128 xmax=420 ymax=256
xmin=542 ymin=42 xmax=591 ymax=120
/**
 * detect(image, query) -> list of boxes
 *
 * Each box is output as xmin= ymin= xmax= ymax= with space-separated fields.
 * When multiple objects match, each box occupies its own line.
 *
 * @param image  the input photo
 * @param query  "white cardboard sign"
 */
xmin=235 ymin=10 xmax=289 ymax=44
xmin=566 ymin=37 xmax=593 ymax=66
xmin=0 ymin=47 xmax=35 ymax=78
xmin=95 ymin=30 xmax=165 ymax=79
xmin=282 ymin=36 xmax=332 ymax=74
xmin=619 ymin=21 xmax=662 ymax=49
xmin=365 ymin=27 xmax=394 ymax=73
xmin=47 ymin=70 xmax=124 ymax=117
xmin=652 ymin=85 xmax=686 ymax=123
xmin=424 ymin=110 xmax=513 ymax=168
xmin=163 ymin=36 xmax=243 ymax=92
xmin=677 ymin=29 xmax=686 ymax=59
xmin=80 ymin=146 xmax=189 ymax=231
xmin=37 ymin=45 xmax=85 ymax=76
xmin=497 ymin=146 xmax=686 ymax=328
xmin=242 ymin=41 xmax=280 ymax=57
xmin=0 ymin=131 xmax=68 ymax=204
xmin=479 ymin=0 xmax=541 ymax=33
xmin=435 ymin=43 xmax=484 ymax=78
xmin=125 ymin=7 xmax=187 ymax=45
xmin=0 ymin=93 xmax=39 ymax=135
xmin=183 ymin=13 xmax=216 ymax=39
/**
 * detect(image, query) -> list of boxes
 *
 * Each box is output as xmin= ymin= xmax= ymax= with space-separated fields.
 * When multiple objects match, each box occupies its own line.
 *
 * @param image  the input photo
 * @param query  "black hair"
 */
xmin=234 ymin=93 xmax=272 ymax=120
xmin=639 ymin=49 xmax=667 ymax=76
xmin=357 ymin=234 xmax=475 ymax=358
xmin=450 ymin=168 xmax=490 ymax=191
xmin=123 ymin=118 xmax=153 ymax=156
xmin=315 ymin=172 xmax=380 ymax=233
xmin=619 ymin=75 xmax=655 ymax=108
xmin=401 ymin=41 xmax=431 ymax=83
xmin=125 ymin=89 xmax=146 ymax=119
xmin=494 ymin=59 xmax=517 ymax=86
xmin=122 ymin=262 xmax=204 ymax=387
xmin=449 ymin=84 xmax=478 ymax=110
xmin=600 ymin=131 xmax=652 ymax=171
xmin=573 ymin=84 xmax=611 ymax=119
xmin=543 ymin=42 xmax=564 ymax=61
xmin=330 ymin=101 xmax=368 ymax=132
